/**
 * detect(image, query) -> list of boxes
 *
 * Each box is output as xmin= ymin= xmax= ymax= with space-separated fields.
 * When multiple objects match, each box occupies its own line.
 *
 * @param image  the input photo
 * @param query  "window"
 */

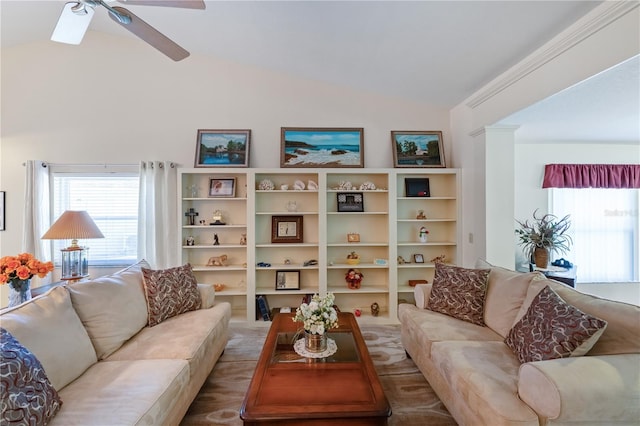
xmin=50 ymin=167 xmax=139 ymax=267
xmin=551 ymin=188 xmax=639 ymax=282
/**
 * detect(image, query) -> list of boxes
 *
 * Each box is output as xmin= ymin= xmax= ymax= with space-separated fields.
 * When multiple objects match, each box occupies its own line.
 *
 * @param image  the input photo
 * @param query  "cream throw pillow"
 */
xmin=0 ymin=286 xmax=97 ymax=390
xmin=67 ymin=259 xmax=150 ymax=359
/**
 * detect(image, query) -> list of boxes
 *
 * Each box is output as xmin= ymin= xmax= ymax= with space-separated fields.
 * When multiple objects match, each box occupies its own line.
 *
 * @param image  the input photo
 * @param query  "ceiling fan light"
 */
xmin=51 ymin=2 xmax=95 ymax=45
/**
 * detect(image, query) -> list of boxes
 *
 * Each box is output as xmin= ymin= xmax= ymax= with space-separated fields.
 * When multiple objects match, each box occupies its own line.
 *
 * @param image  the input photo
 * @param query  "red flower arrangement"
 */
xmin=345 ymin=268 xmax=364 ymax=290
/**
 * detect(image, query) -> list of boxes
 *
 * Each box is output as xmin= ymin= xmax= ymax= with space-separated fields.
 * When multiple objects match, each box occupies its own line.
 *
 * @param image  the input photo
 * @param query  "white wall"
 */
xmin=451 ymin=3 xmax=640 ymax=268
xmin=0 ymin=32 xmax=449 ymax=260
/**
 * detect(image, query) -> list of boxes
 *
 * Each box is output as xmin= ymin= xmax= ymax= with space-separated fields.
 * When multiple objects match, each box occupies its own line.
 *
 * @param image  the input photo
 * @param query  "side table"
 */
xmin=528 ymin=264 xmax=577 ymax=287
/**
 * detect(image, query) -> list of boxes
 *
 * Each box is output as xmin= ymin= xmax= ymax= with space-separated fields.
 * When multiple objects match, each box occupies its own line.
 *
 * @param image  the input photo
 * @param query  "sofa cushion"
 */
xmin=0 ymin=328 xmax=63 ymax=425
xmin=0 ymin=286 xmax=97 ymax=390
xmin=515 ymin=278 xmax=640 ymax=356
xmin=505 ymin=285 xmax=607 ymax=363
xmin=484 ymin=266 xmax=541 ymax=338
xmin=142 ymin=263 xmax=202 ymax=327
xmin=106 ymin=302 xmax=231 ymax=378
xmin=429 ymin=340 xmax=539 ymax=425
xmin=398 ymin=304 xmax=502 ymax=359
xmin=49 ymin=359 xmax=190 ymax=426
xmin=427 ymin=263 xmax=490 ymax=326
xmin=67 ymin=259 xmax=150 ymax=359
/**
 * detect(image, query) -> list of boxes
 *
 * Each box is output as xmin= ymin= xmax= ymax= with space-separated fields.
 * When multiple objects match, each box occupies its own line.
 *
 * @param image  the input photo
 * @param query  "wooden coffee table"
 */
xmin=240 ymin=311 xmax=391 ymax=425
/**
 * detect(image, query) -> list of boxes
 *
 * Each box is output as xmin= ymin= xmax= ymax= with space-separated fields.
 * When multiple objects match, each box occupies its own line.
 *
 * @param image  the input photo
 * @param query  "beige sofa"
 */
xmin=1 ymin=260 xmax=231 ymax=425
xmin=399 ymin=263 xmax=640 ymax=426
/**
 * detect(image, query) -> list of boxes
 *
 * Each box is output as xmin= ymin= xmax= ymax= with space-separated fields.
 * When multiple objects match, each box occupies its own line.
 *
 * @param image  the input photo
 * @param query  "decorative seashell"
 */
xmin=293 ymin=180 xmax=305 ymax=190
xmin=258 ymin=179 xmax=275 ymax=190
xmin=307 ymin=180 xmax=318 ymax=190
xmin=338 ymin=181 xmax=353 ymax=190
xmin=359 ymin=181 xmax=376 ymax=190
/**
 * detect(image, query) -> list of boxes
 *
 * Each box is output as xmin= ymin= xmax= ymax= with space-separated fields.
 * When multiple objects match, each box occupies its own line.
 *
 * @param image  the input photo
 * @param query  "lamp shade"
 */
xmin=42 ymin=210 xmax=104 ymax=244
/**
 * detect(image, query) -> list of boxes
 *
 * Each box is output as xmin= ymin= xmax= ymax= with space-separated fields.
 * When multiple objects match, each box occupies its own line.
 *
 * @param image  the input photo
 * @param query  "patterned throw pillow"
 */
xmin=505 ymin=285 xmax=608 ymax=363
xmin=141 ymin=263 xmax=202 ymax=327
xmin=427 ymin=263 xmax=490 ymax=326
xmin=0 ymin=328 xmax=63 ymax=425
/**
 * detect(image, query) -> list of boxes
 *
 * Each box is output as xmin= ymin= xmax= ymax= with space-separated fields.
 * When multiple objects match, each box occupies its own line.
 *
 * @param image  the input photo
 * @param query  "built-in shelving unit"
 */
xmin=178 ymin=168 xmax=460 ymax=324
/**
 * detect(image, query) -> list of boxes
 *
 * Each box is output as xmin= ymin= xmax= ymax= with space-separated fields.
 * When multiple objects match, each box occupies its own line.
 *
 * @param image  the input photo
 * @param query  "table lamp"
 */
xmin=41 ymin=210 xmax=104 ymax=281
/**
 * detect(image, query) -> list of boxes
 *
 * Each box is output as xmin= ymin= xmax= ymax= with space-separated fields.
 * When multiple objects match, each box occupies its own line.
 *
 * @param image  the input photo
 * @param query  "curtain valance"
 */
xmin=542 ymin=164 xmax=640 ymax=189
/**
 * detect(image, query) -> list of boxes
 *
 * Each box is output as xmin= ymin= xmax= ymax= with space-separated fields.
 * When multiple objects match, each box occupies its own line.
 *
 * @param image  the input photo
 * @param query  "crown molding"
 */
xmin=466 ymin=1 xmax=639 ymax=109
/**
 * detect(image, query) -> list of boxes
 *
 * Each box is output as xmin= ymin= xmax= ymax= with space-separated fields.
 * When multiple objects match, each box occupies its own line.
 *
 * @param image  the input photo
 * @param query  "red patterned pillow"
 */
xmin=427 ymin=263 xmax=490 ymax=326
xmin=0 ymin=328 xmax=63 ymax=424
xmin=142 ymin=263 xmax=202 ymax=327
xmin=505 ymin=285 xmax=608 ymax=363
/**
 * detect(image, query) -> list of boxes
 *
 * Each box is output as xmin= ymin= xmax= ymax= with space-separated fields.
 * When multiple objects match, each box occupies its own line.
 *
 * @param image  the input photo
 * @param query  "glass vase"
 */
xmin=304 ymin=331 xmax=327 ymax=353
xmin=8 ymin=279 xmax=32 ymax=308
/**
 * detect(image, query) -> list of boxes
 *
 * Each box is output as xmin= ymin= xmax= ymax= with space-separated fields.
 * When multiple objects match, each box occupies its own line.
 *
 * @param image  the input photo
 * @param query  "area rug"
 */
xmin=180 ymin=324 xmax=456 ymax=425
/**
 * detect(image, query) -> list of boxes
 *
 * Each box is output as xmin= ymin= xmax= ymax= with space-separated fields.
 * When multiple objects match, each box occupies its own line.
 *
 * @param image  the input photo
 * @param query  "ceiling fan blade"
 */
xmin=117 ymin=0 xmax=205 ymax=9
xmin=51 ymin=2 xmax=96 ymax=45
xmin=108 ymin=6 xmax=190 ymax=61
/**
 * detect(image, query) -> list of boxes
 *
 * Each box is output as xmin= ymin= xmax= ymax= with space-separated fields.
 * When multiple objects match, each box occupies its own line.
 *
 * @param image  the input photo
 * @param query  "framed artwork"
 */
xmin=0 ymin=191 xmax=5 ymax=231
xmin=347 ymin=233 xmax=360 ymax=242
xmin=413 ymin=254 xmax=425 ymax=263
xmin=337 ymin=192 xmax=364 ymax=212
xmin=275 ymin=270 xmax=301 ymax=290
xmin=195 ymin=129 xmax=251 ymax=167
xmin=208 ymin=178 xmax=236 ymax=197
xmin=392 ymin=130 xmax=445 ymax=168
xmin=405 ymin=178 xmax=430 ymax=197
xmin=271 ymin=215 xmax=304 ymax=243
xmin=280 ymin=127 xmax=364 ymax=168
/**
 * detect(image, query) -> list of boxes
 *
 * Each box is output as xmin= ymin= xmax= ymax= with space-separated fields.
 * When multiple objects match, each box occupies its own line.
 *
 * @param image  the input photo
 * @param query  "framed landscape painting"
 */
xmin=281 ymin=127 xmax=364 ymax=168
xmin=195 ymin=129 xmax=251 ymax=167
xmin=391 ymin=131 xmax=445 ymax=168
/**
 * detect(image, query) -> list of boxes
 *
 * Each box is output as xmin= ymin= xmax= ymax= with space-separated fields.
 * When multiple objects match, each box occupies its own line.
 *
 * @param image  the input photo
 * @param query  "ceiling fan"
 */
xmin=51 ymin=0 xmax=205 ymax=61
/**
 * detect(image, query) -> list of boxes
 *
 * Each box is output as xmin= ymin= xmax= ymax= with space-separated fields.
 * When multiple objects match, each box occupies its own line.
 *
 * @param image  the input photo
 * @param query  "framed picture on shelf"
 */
xmin=391 ymin=130 xmax=445 ymax=168
xmin=195 ymin=129 xmax=251 ymax=168
xmin=208 ymin=178 xmax=236 ymax=198
xmin=413 ymin=254 xmax=425 ymax=263
xmin=337 ymin=192 xmax=364 ymax=212
xmin=280 ymin=127 xmax=364 ymax=168
xmin=405 ymin=178 xmax=430 ymax=197
xmin=275 ymin=270 xmax=301 ymax=290
xmin=271 ymin=215 xmax=304 ymax=243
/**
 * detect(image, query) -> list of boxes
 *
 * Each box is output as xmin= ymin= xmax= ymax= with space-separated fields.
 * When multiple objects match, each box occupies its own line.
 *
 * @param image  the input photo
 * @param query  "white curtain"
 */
xmin=138 ymin=161 xmax=177 ymax=269
xmin=23 ymin=160 xmax=52 ymax=284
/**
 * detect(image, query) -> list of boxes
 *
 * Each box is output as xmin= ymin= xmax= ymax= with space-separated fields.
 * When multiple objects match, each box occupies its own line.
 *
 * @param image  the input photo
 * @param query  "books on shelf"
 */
xmin=256 ymin=295 xmax=271 ymax=321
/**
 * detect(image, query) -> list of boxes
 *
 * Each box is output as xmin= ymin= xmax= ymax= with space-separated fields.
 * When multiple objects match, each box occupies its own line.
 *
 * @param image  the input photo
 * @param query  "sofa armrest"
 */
xmin=197 ymin=284 xmax=216 ymax=309
xmin=518 ymin=354 xmax=640 ymax=422
xmin=414 ymin=283 xmax=433 ymax=309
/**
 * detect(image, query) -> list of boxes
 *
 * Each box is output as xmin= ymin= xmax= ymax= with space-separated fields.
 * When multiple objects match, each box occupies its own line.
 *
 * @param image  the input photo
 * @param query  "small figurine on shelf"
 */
xmin=370 ymin=302 xmax=380 ymax=317
xmin=345 ymin=268 xmax=364 ymax=289
xmin=239 ymin=233 xmax=247 ymax=245
xmin=346 ymin=251 xmax=360 ymax=265
xmin=416 ymin=210 xmax=427 ymax=220
xmin=430 ymin=254 xmax=447 ymax=264
xmin=186 ymin=236 xmax=195 ymax=246
xmin=213 ymin=234 xmax=220 ymax=246
xmin=206 ymin=255 xmax=228 ymax=266
xmin=188 ymin=184 xmax=198 ymax=198
xmin=419 ymin=226 xmax=429 ymax=243
xmin=185 ymin=208 xmax=199 ymax=226
xmin=211 ymin=210 xmax=225 ymax=225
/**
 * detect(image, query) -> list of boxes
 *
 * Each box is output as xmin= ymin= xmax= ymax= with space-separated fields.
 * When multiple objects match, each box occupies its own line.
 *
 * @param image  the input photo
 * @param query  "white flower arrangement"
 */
xmin=293 ymin=293 xmax=339 ymax=335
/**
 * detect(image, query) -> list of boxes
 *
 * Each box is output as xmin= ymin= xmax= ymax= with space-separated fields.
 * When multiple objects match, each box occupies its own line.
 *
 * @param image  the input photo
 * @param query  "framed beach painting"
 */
xmin=391 ymin=131 xmax=445 ymax=168
xmin=195 ymin=129 xmax=251 ymax=167
xmin=280 ymin=127 xmax=364 ymax=168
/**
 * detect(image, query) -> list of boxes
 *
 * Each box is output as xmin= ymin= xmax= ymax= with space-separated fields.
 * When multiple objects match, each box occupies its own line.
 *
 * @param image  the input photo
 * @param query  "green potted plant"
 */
xmin=515 ymin=209 xmax=573 ymax=268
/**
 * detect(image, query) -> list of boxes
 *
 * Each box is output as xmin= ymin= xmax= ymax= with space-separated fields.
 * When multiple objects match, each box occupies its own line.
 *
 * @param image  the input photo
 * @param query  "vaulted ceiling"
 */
xmin=2 ymin=1 xmax=638 ymax=142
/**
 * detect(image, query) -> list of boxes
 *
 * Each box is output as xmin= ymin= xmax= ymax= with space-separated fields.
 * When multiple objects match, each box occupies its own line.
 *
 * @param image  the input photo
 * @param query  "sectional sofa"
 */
xmin=1 ymin=260 xmax=231 ymax=425
xmin=399 ymin=261 xmax=640 ymax=425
